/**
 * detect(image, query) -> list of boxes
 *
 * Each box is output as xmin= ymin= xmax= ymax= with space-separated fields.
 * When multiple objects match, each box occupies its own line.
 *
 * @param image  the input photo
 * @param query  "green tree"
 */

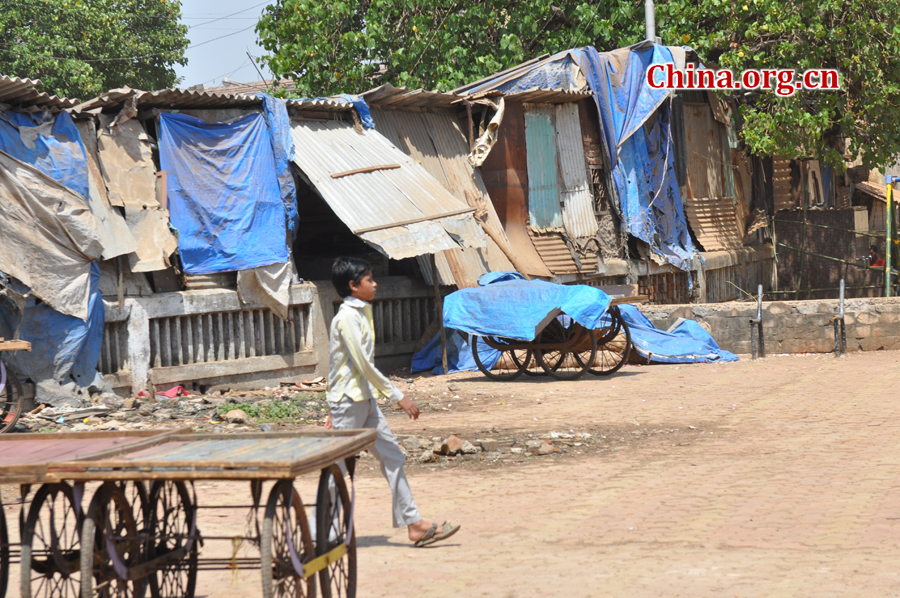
xmin=0 ymin=0 xmax=189 ymax=100
xmin=257 ymin=0 xmax=900 ymax=169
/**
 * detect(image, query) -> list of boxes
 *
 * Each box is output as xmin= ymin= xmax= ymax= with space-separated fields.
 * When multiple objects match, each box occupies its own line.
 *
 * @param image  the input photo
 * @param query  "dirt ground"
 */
xmin=12 ymin=350 xmax=900 ymax=597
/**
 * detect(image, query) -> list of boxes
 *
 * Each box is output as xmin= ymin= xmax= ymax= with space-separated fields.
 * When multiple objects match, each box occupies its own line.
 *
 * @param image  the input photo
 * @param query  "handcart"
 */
xmin=0 ymin=338 xmax=29 ymax=434
xmin=0 ymin=426 xmax=375 ymax=598
xmin=443 ymin=279 xmax=644 ymax=381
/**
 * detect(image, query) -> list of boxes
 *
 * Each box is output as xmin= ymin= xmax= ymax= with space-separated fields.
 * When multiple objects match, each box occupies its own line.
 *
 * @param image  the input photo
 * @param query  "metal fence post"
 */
xmin=750 ymin=284 xmax=764 ymax=359
xmin=833 ymin=279 xmax=846 ymax=357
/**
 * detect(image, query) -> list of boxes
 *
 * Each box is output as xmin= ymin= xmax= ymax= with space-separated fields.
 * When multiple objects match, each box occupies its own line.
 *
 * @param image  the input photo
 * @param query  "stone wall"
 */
xmin=638 ymin=297 xmax=900 ymax=355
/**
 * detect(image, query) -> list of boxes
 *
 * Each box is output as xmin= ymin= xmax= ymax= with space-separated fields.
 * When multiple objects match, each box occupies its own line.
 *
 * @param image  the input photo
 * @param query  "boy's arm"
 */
xmin=336 ymin=316 xmax=403 ymax=402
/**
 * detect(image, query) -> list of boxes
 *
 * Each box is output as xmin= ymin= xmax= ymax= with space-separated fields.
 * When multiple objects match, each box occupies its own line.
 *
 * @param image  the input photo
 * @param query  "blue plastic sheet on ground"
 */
xmin=159 ymin=112 xmax=289 ymax=274
xmin=0 ymin=263 xmax=105 ymax=386
xmin=261 ymin=94 xmax=299 ymax=238
xmin=443 ymin=279 xmax=611 ymax=341
xmin=0 ymin=110 xmax=88 ymax=198
xmin=618 ymin=304 xmax=738 ymax=364
xmin=411 ymin=328 xmax=500 ymax=375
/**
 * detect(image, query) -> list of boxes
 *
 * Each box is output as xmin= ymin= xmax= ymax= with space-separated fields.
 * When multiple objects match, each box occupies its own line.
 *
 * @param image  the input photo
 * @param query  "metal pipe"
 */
xmin=832 ymin=279 xmax=846 ymax=357
xmin=645 ymin=0 xmax=656 ymax=42
xmin=887 ymin=177 xmax=894 ymax=297
xmin=749 ymin=284 xmax=764 ymax=359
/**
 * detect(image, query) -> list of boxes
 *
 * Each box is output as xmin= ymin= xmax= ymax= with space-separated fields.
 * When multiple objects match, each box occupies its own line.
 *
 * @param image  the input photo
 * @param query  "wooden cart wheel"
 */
xmin=470 ymin=336 xmax=527 ymax=381
xmin=589 ymin=310 xmax=632 ymax=376
xmin=146 ymin=481 xmax=197 ymax=598
xmin=21 ymin=482 xmax=82 ymax=598
xmin=0 ymin=488 xmax=9 ymax=598
xmin=0 ymin=363 xmax=24 ymax=434
xmin=594 ymin=308 xmax=622 ymax=346
xmin=315 ymin=466 xmax=356 ymax=598
xmin=81 ymin=482 xmax=145 ymax=597
xmin=261 ymin=479 xmax=316 ymax=598
xmin=512 ymin=350 xmax=543 ymax=376
xmin=535 ymin=321 xmax=596 ymax=380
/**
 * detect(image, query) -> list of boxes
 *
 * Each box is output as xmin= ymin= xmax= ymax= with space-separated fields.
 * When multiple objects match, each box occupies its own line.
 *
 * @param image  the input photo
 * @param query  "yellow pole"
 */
xmin=887 ymin=178 xmax=893 ymax=297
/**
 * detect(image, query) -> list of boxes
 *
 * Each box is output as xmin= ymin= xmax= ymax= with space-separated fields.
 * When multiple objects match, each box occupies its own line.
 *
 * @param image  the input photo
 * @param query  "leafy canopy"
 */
xmin=257 ymin=0 xmax=900 ymax=168
xmin=0 ymin=0 xmax=189 ymax=100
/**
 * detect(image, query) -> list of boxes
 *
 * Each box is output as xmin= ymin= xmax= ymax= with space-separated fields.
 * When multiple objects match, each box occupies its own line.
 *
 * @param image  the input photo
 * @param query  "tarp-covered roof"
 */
xmin=289 ymin=120 xmax=487 ymax=260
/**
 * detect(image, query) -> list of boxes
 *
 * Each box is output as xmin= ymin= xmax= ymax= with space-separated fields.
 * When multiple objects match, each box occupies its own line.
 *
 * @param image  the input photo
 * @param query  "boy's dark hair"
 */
xmin=332 ymin=257 xmax=372 ymax=298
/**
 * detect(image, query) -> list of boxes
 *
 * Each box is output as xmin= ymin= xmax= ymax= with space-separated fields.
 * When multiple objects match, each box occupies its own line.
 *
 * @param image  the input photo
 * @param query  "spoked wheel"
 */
xmin=146 ymin=481 xmax=198 ymax=598
xmin=315 ymin=466 xmax=356 ymax=598
xmin=535 ymin=320 xmax=597 ymax=380
xmin=0 ymin=361 xmax=24 ymax=433
xmin=81 ymin=482 xmax=146 ymax=597
xmin=261 ymin=479 xmax=316 ymax=598
xmin=0 ymin=489 xmax=9 ymax=598
xmin=470 ymin=336 xmax=528 ymax=381
xmin=589 ymin=309 xmax=633 ymax=376
xmin=512 ymin=350 xmax=543 ymax=376
xmin=21 ymin=482 xmax=82 ymax=598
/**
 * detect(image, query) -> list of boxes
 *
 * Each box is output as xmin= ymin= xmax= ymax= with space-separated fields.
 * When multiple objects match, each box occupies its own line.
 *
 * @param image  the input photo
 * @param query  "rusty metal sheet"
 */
xmin=125 ymin=208 xmax=178 ymax=273
xmin=75 ymin=120 xmax=139 ymax=260
xmin=289 ymin=119 xmax=486 ymax=260
xmin=527 ymin=229 xmax=598 ymax=275
xmin=683 ymin=103 xmax=726 ymax=200
xmin=772 ymin=156 xmax=794 ymax=210
xmin=362 ymin=84 xmax=460 ymax=111
xmin=524 ymin=106 xmax=563 ymax=231
xmin=554 ymin=103 xmax=598 ymax=239
xmin=683 ymin=196 xmax=743 ymax=251
xmin=478 ymin=101 xmax=552 ymax=277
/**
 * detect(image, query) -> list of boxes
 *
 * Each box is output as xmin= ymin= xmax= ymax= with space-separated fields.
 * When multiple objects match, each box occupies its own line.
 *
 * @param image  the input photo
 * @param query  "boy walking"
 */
xmin=325 ymin=256 xmax=460 ymax=547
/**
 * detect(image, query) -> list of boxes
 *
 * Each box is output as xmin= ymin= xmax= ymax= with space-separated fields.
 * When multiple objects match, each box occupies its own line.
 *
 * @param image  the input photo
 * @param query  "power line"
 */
xmin=182 ymin=1 xmax=272 ymax=29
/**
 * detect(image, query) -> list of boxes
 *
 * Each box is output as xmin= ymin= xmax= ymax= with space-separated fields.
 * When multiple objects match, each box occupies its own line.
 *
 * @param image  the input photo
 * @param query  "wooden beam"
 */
xmin=352 ymin=207 xmax=476 ymax=235
xmin=0 ymin=340 xmax=31 ymax=352
xmin=330 ymin=164 xmax=400 ymax=179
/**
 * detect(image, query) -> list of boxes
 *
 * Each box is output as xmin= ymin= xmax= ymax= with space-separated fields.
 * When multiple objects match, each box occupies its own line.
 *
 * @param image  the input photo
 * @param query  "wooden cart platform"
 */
xmin=0 ymin=428 xmax=375 ymax=598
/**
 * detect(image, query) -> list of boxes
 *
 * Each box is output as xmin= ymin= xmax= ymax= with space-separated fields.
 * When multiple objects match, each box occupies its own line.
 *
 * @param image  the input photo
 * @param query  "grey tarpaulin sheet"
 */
xmin=0 ymin=150 xmax=102 ymax=320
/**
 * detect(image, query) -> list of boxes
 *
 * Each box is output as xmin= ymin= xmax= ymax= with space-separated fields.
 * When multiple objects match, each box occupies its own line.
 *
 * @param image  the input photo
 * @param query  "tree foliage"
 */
xmin=257 ymin=0 xmax=900 ymax=168
xmin=0 ymin=0 xmax=189 ymax=100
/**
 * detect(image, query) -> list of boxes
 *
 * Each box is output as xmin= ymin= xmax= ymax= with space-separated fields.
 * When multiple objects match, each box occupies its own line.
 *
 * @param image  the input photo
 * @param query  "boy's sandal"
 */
xmin=413 ymin=522 xmax=461 ymax=547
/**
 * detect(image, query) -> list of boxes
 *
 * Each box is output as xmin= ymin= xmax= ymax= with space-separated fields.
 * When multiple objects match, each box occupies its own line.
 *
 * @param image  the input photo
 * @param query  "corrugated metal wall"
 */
xmin=683 ymin=103 xmax=726 ymax=200
xmin=554 ymin=103 xmax=599 ymax=239
xmin=524 ymin=107 xmax=564 ymax=231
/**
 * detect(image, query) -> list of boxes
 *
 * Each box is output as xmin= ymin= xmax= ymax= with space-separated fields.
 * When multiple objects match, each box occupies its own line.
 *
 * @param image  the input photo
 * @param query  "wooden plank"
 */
xmin=0 ymin=339 xmax=31 ymax=352
xmin=351 ymin=206 xmax=476 ymax=235
xmin=609 ymin=295 xmax=649 ymax=305
xmin=330 ymin=164 xmax=400 ymax=179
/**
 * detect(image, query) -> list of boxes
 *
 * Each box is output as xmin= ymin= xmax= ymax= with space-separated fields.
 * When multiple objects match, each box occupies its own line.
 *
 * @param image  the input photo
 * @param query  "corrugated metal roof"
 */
xmin=524 ymin=106 xmax=564 ymax=230
xmin=0 ymin=75 xmax=78 ymax=112
xmin=289 ymin=119 xmax=486 ymax=260
xmin=504 ymin=88 xmax=593 ymax=104
xmin=527 ymin=229 xmax=599 ymax=275
xmin=371 ymin=107 xmax=514 ymax=286
xmin=555 ymin=103 xmax=598 ymax=238
xmin=70 ymin=87 xmax=352 ymax=115
xmin=204 ymin=78 xmax=297 ymax=95
xmin=363 ymin=84 xmax=460 ymax=111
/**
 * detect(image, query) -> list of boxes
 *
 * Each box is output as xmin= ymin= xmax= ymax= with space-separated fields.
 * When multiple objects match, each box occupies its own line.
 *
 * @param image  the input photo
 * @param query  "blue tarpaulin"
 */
xmin=443 ymin=279 xmax=611 ymax=341
xmin=618 ymin=305 xmax=738 ymax=364
xmin=0 ymin=263 xmax=105 ymax=387
xmin=261 ymin=94 xmax=299 ymax=237
xmin=159 ymin=112 xmax=289 ymax=274
xmin=0 ymin=110 xmax=88 ymax=198
xmin=411 ymin=328 xmax=500 ymax=375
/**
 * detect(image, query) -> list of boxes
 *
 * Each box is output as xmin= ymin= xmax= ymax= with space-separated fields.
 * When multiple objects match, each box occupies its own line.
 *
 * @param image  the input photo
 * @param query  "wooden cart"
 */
xmin=470 ymin=297 xmax=646 ymax=381
xmin=0 ymin=427 xmax=375 ymax=598
xmin=0 ymin=339 xmax=29 ymax=434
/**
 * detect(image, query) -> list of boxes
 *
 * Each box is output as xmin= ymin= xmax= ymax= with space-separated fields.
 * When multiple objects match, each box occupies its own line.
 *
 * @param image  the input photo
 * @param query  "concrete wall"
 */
xmin=639 ymin=297 xmax=900 ymax=355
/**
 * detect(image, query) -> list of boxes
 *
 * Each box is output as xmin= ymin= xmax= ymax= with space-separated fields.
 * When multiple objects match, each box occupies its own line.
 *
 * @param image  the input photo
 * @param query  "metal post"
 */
xmin=796 ymin=168 xmax=809 ymax=300
xmin=644 ymin=0 xmax=656 ymax=42
xmin=429 ymin=253 xmax=449 ymax=375
xmin=887 ymin=177 xmax=894 ymax=297
xmin=750 ymin=284 xmax=764 ymax=359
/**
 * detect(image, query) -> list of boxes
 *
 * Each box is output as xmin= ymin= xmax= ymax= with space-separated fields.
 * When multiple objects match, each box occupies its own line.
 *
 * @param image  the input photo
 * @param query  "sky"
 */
xmin=174 ymin=0 xmax=273 ymax=89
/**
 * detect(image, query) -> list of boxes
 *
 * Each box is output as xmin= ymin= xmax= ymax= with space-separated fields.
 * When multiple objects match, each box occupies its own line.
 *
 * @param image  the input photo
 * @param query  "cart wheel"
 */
xmin=535 ymin=321 xmax=596 ymax=380
xmin=146 ymin=482 xmax=197 ymax=598
xmin=589 ymin=311 xmax=632 ymax=376
xmin=594 ymin=308 xmax=622 ymax=345
xmin=21 ymin=482 xmax=82 ymax=598
xmin=81 ymin=482 xmax=145 ymax=598
xmin=0 ymin=363 xmax=23 ymax=434
xmin=512 ymin=350 xmax=543 ymax=376
xmin=261 ymin=480 xmax=316 ymax=598
xmin=0 ymin=489 xmax=9 ymax=598
xmin=315 ymin=466 xmax=356 ymax=598
xmin=470 ymin=336 xmax=527 ymax=381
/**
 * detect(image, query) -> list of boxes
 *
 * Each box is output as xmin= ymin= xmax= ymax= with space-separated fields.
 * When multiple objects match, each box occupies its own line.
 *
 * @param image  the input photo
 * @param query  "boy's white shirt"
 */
xmin=327 ymin=296 xmax=403 ymax=403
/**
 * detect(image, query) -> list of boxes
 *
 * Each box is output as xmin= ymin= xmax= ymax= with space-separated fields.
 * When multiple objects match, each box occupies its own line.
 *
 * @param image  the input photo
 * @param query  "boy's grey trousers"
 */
xmin=330 ymin=396 xmax=421 ymax=528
